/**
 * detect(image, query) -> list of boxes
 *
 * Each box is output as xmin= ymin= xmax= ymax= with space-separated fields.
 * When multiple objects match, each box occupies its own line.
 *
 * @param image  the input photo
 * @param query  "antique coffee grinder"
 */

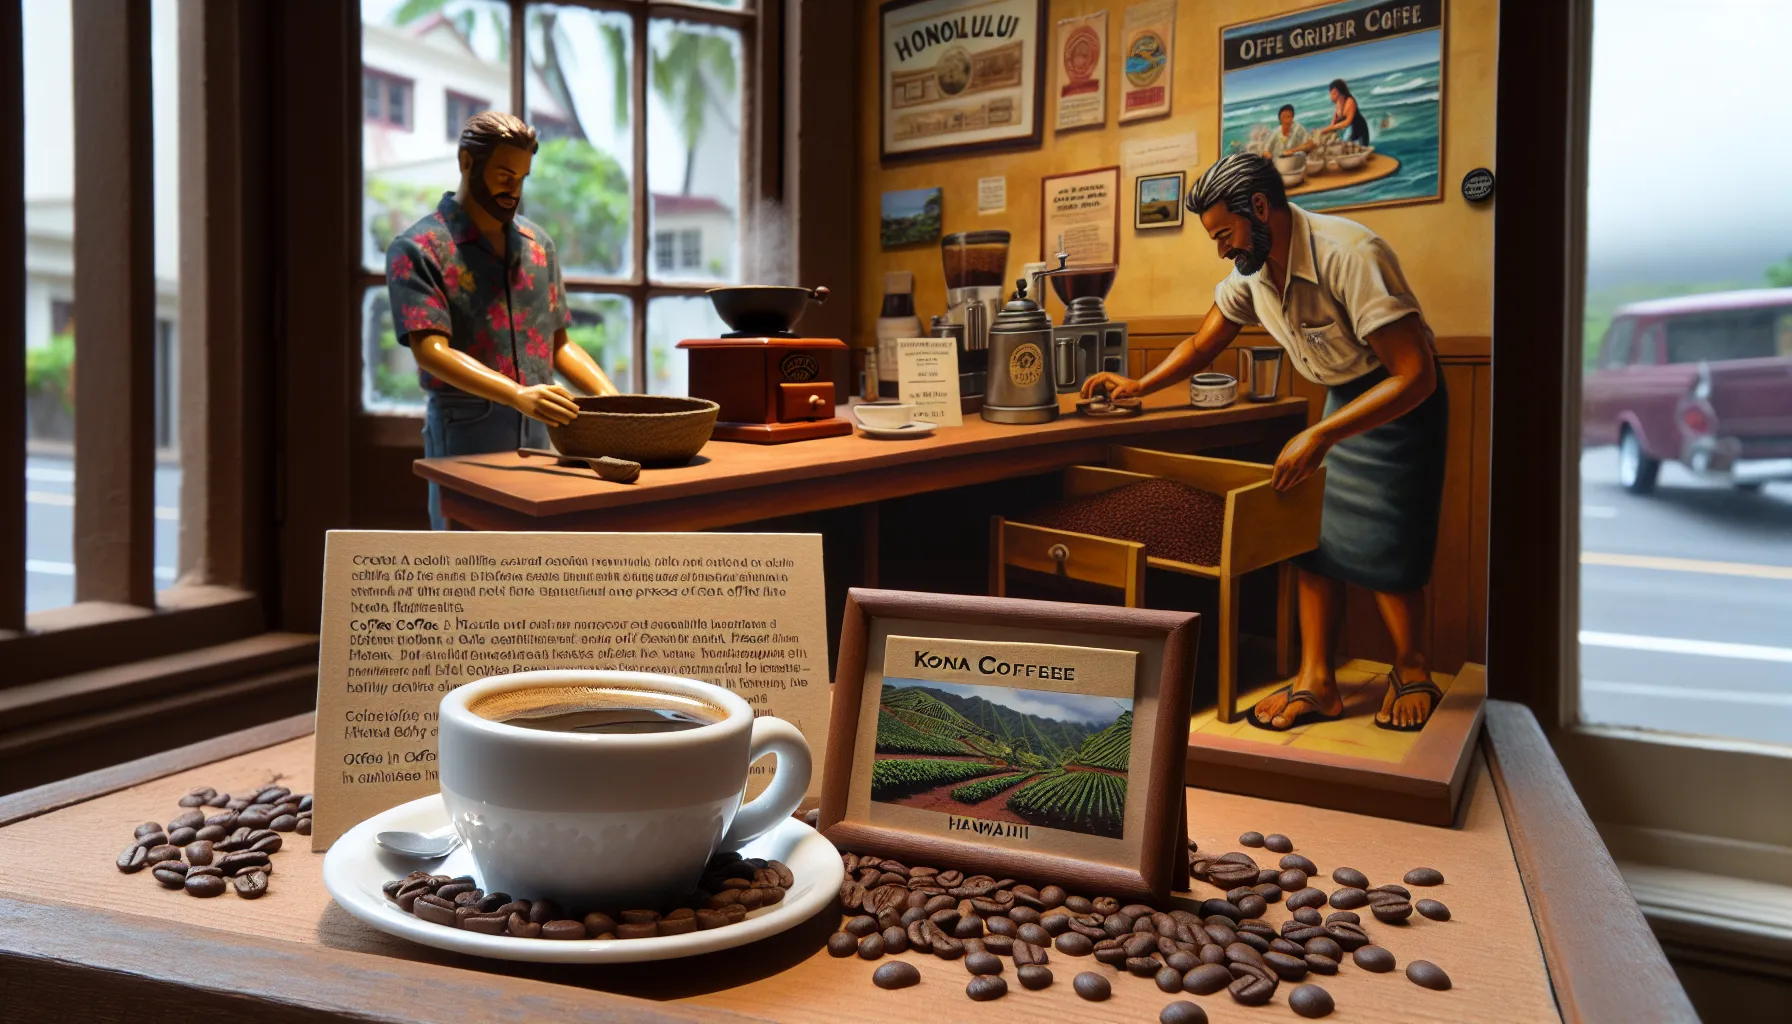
xmin=981 ymin=277 xmax=1059 ymax=425
xmin=1035 ymin=249 xmax=1128 ymax=396
xmin=677 ymin=285 xmax=852 ymax=443
xmin=941 ymin=230 xmax=1010 ymax=410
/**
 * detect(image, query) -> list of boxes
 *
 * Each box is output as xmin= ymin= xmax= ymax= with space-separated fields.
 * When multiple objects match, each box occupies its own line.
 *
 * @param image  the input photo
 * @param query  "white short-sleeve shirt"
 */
xmin=1213 ymin=204 xmax=1432 ymax=387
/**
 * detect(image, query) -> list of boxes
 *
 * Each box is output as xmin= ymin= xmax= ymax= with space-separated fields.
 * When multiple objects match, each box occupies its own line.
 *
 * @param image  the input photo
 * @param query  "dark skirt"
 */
xmin=1293 ymin=365 xmax=1448 ymax=592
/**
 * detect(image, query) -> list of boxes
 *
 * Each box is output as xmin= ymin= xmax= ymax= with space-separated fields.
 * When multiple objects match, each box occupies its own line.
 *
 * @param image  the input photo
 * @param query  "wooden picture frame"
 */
xmin=819 ymin=589 xmax=1197 ymax=902
xmin=1134 ymin=171 xmax=1185 ymax=230
xmin=879 ymin=0 xmax=1049 ymax=164
xmin=1040 ymin=165 xmax=1121 ymax=265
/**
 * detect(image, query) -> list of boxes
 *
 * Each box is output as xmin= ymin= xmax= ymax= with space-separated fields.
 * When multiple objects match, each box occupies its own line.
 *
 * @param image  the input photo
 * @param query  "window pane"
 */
xmin=647 ymin=19 xmax=742 ymax=284
xmin=564 ymin=292 xmax=635 ymax=393
xmin=1578 ymin=0 xmax=1792 ymax=746
xmin=24 ymin=0 xmax=76 ymax=612
xmin=361 ymin=286 xmax=426 ymax=414
xmin=646 ymin=295 xmax=728 ymax=397
xmin=361 ymin=0 xmax=509 ymax=272
xmin=524 ymin=5 xmax=635 ymax=279
xmin=152 ymin=0 xmax=181 ymax=592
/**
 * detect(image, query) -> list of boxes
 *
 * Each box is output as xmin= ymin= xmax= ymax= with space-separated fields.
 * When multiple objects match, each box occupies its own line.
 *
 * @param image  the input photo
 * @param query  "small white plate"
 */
xmin=322 ymin=794 xmax=843 ymax=963
xmin=857 ymin=421 xmax=938 ymax=440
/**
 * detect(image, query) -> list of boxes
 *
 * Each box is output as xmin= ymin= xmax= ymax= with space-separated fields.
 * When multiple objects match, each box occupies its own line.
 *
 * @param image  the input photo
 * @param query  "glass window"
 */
xmin=654 ymin=230 xmax=674 ymax=271
xmin=565 ymin=293 xmax=635 ymax=393
xmin=361 ymin=286 xmax=424 ymax=414
xmin=445 ymin=90 xmax=490 ymax=141
xmin=1578 ymin=0 xmax=1792 ymax=747
xmin=646 ymin=294 xmax=727 ymax=397
xmin=1595 ymin=318 xmax=1634 ymax=369
xmin=646 ymin=19 xmax=742 ymax=283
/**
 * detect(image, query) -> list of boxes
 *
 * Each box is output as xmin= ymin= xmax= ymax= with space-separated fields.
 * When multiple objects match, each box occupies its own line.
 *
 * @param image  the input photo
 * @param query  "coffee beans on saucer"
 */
xmin=114 ymin=781 xmax=311 ymax=903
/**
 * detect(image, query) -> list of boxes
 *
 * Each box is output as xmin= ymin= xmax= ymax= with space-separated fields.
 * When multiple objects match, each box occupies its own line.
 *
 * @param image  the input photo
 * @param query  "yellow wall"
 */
xmin=855 ymin=0 xmax=1497 ymax=344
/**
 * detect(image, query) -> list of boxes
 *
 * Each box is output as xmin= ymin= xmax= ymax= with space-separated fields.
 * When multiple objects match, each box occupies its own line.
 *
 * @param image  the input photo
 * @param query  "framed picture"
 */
xmin=1219 ymin=0 xmax=1446 ymax=213
xmin=1040 ymin=166 xmax=1120 ymax=265
xmin=879 ymin=0 xmax=1048 ymax=164
xmin=1134 ymin=171 xmax=1185 ymax=230
xmin=881 ymin=187 xmax=943 ymax=248
xmin=819 ymin=589 xmax=1198 ymax=902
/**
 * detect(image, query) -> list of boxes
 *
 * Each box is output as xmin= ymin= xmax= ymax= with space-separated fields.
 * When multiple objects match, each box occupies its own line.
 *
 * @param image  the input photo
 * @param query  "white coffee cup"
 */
xmin=855 ymin=402 xmax=916 ymax=429
xmin=438 ymin=669 xmax=812 ymax=910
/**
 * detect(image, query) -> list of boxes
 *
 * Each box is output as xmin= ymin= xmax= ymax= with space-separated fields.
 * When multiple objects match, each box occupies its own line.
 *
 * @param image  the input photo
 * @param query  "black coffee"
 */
xmin=498 ymin=706 xmax=714 ymax=735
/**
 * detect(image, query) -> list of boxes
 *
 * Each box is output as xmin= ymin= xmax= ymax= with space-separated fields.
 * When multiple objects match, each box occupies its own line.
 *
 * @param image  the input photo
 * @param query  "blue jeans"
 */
xmin=422 ymin=392 xmax=547 ymax=530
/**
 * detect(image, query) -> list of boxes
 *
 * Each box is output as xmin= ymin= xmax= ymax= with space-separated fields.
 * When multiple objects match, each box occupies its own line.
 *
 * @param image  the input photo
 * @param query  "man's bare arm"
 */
xmin=1080 ymin=306 xmax=1243 ymax=400
xmin=409 ymin=331 xmax=579 ymax=426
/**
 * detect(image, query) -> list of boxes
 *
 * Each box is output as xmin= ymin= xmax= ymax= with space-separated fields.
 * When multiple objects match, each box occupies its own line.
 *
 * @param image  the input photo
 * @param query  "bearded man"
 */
xmin=386 ymin=111 xmax=618 ymax=530
xmin=1081 ymin=154 xmax=1449 ymax=732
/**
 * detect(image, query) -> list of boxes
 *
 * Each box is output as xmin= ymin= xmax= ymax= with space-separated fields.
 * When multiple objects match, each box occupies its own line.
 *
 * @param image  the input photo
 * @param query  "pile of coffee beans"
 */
xmin=113 ymin=784 xmax=310 ymax=900
xmin=384 ymin=851 xmax=797 ymax=940
xmin=829 ymin=832 xmax=1456 ymax=1017
xmin=1030 ymin=478 xmax=1228 ymax=568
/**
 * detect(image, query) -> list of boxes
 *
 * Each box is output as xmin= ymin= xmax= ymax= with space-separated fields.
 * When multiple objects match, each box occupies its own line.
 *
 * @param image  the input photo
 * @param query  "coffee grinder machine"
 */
xmin=1034 ymin=250 xmax=1128 ymax=396
xmin=940 ymin=230 xmax=1010 ymax=408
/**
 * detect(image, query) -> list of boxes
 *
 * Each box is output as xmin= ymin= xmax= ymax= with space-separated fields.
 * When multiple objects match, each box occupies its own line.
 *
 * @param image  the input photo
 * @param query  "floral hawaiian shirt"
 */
xmin=386 ymin=193 xmax=571 ymax=392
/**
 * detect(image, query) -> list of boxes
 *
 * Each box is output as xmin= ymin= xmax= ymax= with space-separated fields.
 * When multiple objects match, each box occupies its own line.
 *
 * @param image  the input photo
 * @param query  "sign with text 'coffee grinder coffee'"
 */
xmin=311 ymin=531 xmax=831 ymax=848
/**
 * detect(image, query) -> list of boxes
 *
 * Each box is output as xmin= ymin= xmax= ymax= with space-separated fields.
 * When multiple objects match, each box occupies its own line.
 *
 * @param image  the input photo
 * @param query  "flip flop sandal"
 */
xmin=1374 ymin=675 xmax=1445 ymax=732
xmin=1247 ymin=686 xmax=1345 ymax=731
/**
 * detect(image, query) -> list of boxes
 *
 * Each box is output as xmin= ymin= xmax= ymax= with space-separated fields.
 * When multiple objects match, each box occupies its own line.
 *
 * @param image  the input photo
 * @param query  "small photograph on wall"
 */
xmin=1134 ymin=171 xmax=1185 ymax=230
xmin=1220 ymin=0 xmax=1445 ymax=213
xmin=882 ymin=187 xmax=944 ymax=248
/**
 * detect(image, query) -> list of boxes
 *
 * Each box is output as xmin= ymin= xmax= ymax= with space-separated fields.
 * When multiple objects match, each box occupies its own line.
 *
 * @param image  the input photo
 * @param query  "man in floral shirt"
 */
xmin=387 ymin=111 xmax=617 ymax=529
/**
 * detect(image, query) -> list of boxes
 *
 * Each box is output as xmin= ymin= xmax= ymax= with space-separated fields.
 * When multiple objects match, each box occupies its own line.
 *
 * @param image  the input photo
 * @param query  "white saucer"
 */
xmin=857 ymin=420 xmax=937 ymax=439
xmin=322 ymin=793 xmax=844 ymax=963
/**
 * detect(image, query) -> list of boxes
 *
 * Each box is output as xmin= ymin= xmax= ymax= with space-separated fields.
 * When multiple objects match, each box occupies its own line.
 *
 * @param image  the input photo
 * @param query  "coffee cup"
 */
xmin=854 ymin=402 xmax=916 ymax=430
xmin=438 ymin=669 xmax=812 ymax=910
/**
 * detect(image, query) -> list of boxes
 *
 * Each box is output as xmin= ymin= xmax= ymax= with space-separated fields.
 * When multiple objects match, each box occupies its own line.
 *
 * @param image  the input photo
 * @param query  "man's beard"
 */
xmin=469 ymin=162 xmax=520 ymax=224
xmin=1227 ymin=213 xmax=1274 ymax=276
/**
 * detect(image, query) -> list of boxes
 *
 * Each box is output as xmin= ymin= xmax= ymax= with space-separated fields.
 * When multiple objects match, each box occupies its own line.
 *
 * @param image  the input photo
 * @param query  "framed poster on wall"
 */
xmin=1041 ymin=166 xmax=1120 ymax=265
xmin=1220 ymin=0 xmax=1447 ymax=213
xmin=880 ymin=0 xmax=1048 ymax=163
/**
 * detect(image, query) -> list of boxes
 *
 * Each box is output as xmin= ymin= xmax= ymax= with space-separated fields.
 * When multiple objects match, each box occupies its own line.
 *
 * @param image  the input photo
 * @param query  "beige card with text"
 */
xmin=311 ymin=531 xmax=831 ymax=848
xmin=898 ymin=337 xmax=963 ymax=427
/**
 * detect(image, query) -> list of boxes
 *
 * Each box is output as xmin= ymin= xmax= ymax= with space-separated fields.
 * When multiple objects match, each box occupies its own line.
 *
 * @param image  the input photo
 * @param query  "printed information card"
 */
xmin=311 ymin=531 xmax=831 ymax=848
xmin=898 ymin=337 xmax=963 ymax=427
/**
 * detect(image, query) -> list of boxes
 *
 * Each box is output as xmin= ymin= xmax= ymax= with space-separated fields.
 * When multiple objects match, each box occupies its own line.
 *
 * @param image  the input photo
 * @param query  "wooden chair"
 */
xmin=990 ymin=517 xmax=1147 ymax=608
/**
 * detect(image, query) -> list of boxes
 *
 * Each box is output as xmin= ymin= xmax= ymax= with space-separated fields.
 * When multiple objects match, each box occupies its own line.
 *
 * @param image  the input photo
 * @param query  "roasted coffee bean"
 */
xmin=1203 ymin=922 xmax=1238 ymax=947
xmin=234 ymin=871 xmax=269 ymax=900
xmin=1224 ymin=885 xmax=1254 ymax=905
xmin=255 ymin=786 xmax=290 ymax=804
xmin=1200 ymin=898 xmax=1242 ymax=921
xmin=1263 ymin=834 xmax=1293 ymax=853
xmin=1293 ymin=907 xmax=1323 ymax=925
xmin=201 ymin=790 xmax=229 ymax=807
xmin=1289 ymin=983 xmax=1335 ymax=1018
xmin=152 ymin=864 xmax=189 ymax=889
xmin=298 ymin=794 xmax=313 ymax=812
xmin=1331 ymin=866 xmax=1369 ymax=889
xmin=225 ymin=797 xmax=250 ymax=811
xmin=1304 ymin=936 xmax=1342 ymax=960
xmin=1275 ymin=852 xmax=1313 ymax=874
xmin=1166 ymin=949 xmax=1200 ymax=973
xmin=194 ymin=825 xmax=227 ymax=843
xmin=1237 ymin=932 xmax=1271 ymax=953
xmin=185 ymin=872 xmax=227 ymax=898
xmin=953 ymin=915 xmax=984 ymax=939
xmin=826 ymin=931 xmax=858 ymax=957
xmin=1225 ymin=941 xmax=1263 ymax=966
xmin=1094 ymin=944 xmax=1127 ymax=967
xmin=873 ymin=961 xmax=920 ymax=990
xmin=1325 ymin=910 xmax=1360 ymax=925
xmin=1016 ymin=964 xmax=1053 ymax=990
xmin=1305 ymin=953 xmax=1339 ymax=974
xmin=929 ymin=929 xmax=964 ymax=960
xmin=462 ymin=913 xmax=508 ymax=935
xmin=1073 ymin=971 xmax=1111 ymax=1001
xmin=1323 ymin=921 xmax=1370 ymax=952
xmin=985 ymin=914 xmax=1016 ymax=938
xmin=1353 ymin=945 xmax=1396 ymax=972
xmin=1407 ymin=959 xmax=1451 ymax=990
xmin=923 ymin=894 xmax=956 ymax=914
xmin=1372 ymin=899 xmax=1414 ymax=924
xmin=1008 ymin=905 xmax=1041 ymax=926
xmin=436 ymin=881 xmax=477 ymax=900
xmin=144 ymin=844 xmax=181 ymax=865
xmin=1265 ymin=951 xmax=1308 ymax=981
xmin=1253 ymin=883 xmax=1284 ymax=904
xmin=1199 ymin=943 xmax=1228 ymax=966
xmin=270 ymin=814 xmax=299 ymax=833
xmin=533 ymin=900 xmax=570 ymax=925
xmin=856 ymin=933 xmax=885 ymax=960
xmin=1124 ymin=934 xmax=1159 ymax=958
xmin=1063 ymin=895 xmax=1094 ymax=914
xmin=169 ymin=810 xmax=205 ymax=832
xmin=1183 ymin=963 xmax=1232 ymax=995
xmin=616 ymin=921 xmax=658 ymax=939
xmin=1160 ymin=1000 xmax=1207 ymax=1024
xmin=1218 ymin=851 xmax=1257 ymax=867
xmin=964 ymin=950 xmax=1002 ymax=976
xmin=906 ymin=919 xmax=931 ymax=953
xmin=1278 ymin=869 xmax=1309 ymax=892
xmin=1155 ymin=965 xmax=1184 ymax=993
xmin=934 ymin=870 xmax=964 ymax=888
xmin=1041 ymin=911 xmax=1071 ymax=937
xmin=1227 ymin=965 xmax=1278 ymax=1005
xmin=1239 ymin=830 xmax=1265 ymax=847
xmin=1104 ymin=915 xmax=1135 ymax=938
xmin=881 ymin=925 xmax=909 ymax=954
xmin=1282 ymin=925 xmax=1326 ymax=943
xmin=1257 ymin=868 xmax=1282 ymax=886
xmin=694 ymin=909 xmax=728 ymax=930
xmin=844 ymin=914 xmax=879 ymax=936
xmin=1417 ymin=898 xmax=1451 ymax=921
xmin=1367 ymin=883 xmax=1411 ymax=900
xmin=838 ymin=880 xmax=867 ymax=912
xmin=203 ymin=811 xmax=238 ymax=830
xmin=1188 ymin=856 xmax=1211 ymax=881
xmin=133 ymin=821 xmax=164 ymax=839
xmin=219 ymin=850 xmax=270 ymax=876
xmin=901 ymin=906 xmax=928 ymax=927
xmin=1015 ymin=922 xmax=1050 ymax=946
xmin=656 ymin=914 xmax=696 ymax=936
xmin=167 ymin=827 xmax=198 ymax=847
xmin=178 ymin=788 xmax=214 ymax=808
xmin=1091 ymin=896 xmax=1120 ymax=916
xmin=1236 ymin=894 xmax=1268 ymax=919
xmin=1404 ymin=867 xmax=1445 ymax=887
xmin=1126 ymin=956 xmax=1163 ymax=978
xmin=1271 ymin=938 xmax=1305 ymax=957
xmin=116 ymin=843 xmax=149 ymax=873
xmin=1286 ymin=887 xmax=1327 ymax=911
xmin=500 ymin=913 xmax=537 ymax=938
xmin=132 ymin=831 xmax=168 ymax=851
xmin=182 ymin=840 xmax=213 ymax=866
xmin=1329 ymin=887 xmax=1368 ymax=909
xmin=966 ymin=975 xmax=1007 ymax=1001
xmin=236 ymin=810 xmax=271 ymax=830
xmin=1008 ymin=938 xmax=1044 ymax=965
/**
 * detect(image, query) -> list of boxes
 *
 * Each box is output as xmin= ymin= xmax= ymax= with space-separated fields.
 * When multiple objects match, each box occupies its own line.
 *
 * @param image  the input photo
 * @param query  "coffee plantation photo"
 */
xmin=869 ymin=679 xmax=1133 ymax=839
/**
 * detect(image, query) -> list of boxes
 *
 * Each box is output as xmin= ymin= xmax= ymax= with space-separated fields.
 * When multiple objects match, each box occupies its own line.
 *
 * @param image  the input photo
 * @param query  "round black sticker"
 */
xmin=779 ymin=351 xmax=821 ymax=383
xmin=1461 ymin=168 xmax=1495 ymax=203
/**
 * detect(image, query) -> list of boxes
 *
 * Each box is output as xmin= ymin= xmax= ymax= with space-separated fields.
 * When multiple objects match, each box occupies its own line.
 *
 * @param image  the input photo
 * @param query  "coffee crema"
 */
xmin=468 ymin=685 xmax=725 ymax=736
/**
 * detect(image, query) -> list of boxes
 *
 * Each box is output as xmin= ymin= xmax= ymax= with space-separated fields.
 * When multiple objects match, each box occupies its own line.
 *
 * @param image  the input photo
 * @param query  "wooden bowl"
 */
xmin=547 ymin=395 xmax=719 ymax=467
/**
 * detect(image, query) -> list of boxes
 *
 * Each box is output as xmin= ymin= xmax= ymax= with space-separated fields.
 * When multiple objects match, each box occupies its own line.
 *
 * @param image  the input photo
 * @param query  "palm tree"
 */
xmin=651 ymin=28 xmax=738 ymax=195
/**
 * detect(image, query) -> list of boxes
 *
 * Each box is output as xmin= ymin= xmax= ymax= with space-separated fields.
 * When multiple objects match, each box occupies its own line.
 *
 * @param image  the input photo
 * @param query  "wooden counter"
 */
xmin=416 ymin=394 xmax=1309 ymax=532
xmin=0 ymin=702 xmax=1694 ymax=1023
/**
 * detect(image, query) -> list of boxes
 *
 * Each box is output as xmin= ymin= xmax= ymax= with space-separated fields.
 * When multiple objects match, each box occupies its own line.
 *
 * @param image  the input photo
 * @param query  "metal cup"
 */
xmin=1238 ymin=346 xmax=1284 ymax=402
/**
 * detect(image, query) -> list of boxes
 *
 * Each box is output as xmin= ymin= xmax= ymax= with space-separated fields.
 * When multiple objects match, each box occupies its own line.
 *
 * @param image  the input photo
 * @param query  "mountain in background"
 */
xmin=889 ymin=684 xmax=1108 ymax=762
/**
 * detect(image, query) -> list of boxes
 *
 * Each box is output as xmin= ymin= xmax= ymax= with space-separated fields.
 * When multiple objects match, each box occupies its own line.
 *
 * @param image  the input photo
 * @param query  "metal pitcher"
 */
xmin=1239 ymin=346 xmax=1284 ymax=402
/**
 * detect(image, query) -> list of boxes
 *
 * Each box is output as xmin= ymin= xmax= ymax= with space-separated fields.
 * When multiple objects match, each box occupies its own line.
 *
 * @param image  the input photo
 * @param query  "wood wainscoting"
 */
xmin=1126 ymin=316 xmax=1490 ymax=675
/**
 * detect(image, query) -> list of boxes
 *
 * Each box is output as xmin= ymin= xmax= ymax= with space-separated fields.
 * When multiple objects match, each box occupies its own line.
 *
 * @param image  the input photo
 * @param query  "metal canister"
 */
xmin=1239 ymin=345 xmax=1285 ymax=402
xmin=981 ymin=278 xmax=1059 ymax=424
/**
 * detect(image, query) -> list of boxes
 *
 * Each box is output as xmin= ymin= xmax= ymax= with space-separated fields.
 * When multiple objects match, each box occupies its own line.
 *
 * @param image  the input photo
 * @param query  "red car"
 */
xmin=1583 ymin=288 xmax=1792 ymax=493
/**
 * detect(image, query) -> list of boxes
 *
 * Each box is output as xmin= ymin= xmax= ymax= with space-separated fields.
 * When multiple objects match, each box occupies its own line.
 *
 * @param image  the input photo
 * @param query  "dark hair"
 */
xmin=459 ymin=111 xmax=539 ymax=162
xmin=1328 ymin=78 xmax=1352 ymax=100
xmin=1278 ymin=104 xmax=1295 ymax=117
xmin=1186 ymin=154 xmax=1288 ymax=217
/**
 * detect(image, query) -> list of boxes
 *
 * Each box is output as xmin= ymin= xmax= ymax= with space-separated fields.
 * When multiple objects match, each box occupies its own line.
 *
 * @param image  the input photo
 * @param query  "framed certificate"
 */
xmin=879 ymin=0 xmax=1048 ymax=163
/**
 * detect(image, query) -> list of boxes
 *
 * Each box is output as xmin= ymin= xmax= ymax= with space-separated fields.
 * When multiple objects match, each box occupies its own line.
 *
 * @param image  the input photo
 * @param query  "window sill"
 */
xmin=2 ymin=586 xmax=266 ymax=688
xmin=1621 ymin=862 xmax=1792 ymax=978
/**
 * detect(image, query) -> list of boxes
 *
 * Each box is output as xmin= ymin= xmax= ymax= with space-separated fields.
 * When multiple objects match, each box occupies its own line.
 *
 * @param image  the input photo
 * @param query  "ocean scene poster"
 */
xmin=1220 ymin=0 xmax=1444 ymax=213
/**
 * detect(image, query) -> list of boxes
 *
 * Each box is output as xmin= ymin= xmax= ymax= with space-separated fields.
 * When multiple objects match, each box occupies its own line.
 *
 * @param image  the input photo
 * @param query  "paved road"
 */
xmin=25 ymin=455 xmax=181 ymax=613
xmin=1579 ymin=445 xmax=1792 ymax=745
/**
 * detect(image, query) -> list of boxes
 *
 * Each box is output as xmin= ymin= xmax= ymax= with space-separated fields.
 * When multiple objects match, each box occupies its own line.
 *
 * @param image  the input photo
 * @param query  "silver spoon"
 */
xmin=375 ymin=828 xmax=462 ymax=860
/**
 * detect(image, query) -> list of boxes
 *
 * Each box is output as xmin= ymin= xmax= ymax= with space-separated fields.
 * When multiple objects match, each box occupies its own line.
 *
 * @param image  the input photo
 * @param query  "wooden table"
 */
xmin=415 ymin=394 xmax=1309 ymax=532
xmin=0 ymin=703 xmax=1695 ymax=1023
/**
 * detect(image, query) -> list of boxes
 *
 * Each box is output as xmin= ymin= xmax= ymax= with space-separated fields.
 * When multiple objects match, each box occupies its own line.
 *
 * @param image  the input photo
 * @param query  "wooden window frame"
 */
xmin=362 ymin=67 xmax=414 ymax=131
xmin=354 ymin=0 xmax=778 ymax=408
xmin=443 ymin=89 xmax=491 ymax=142
xmin=1492 ymin=0 xmax=1792 ymax=897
